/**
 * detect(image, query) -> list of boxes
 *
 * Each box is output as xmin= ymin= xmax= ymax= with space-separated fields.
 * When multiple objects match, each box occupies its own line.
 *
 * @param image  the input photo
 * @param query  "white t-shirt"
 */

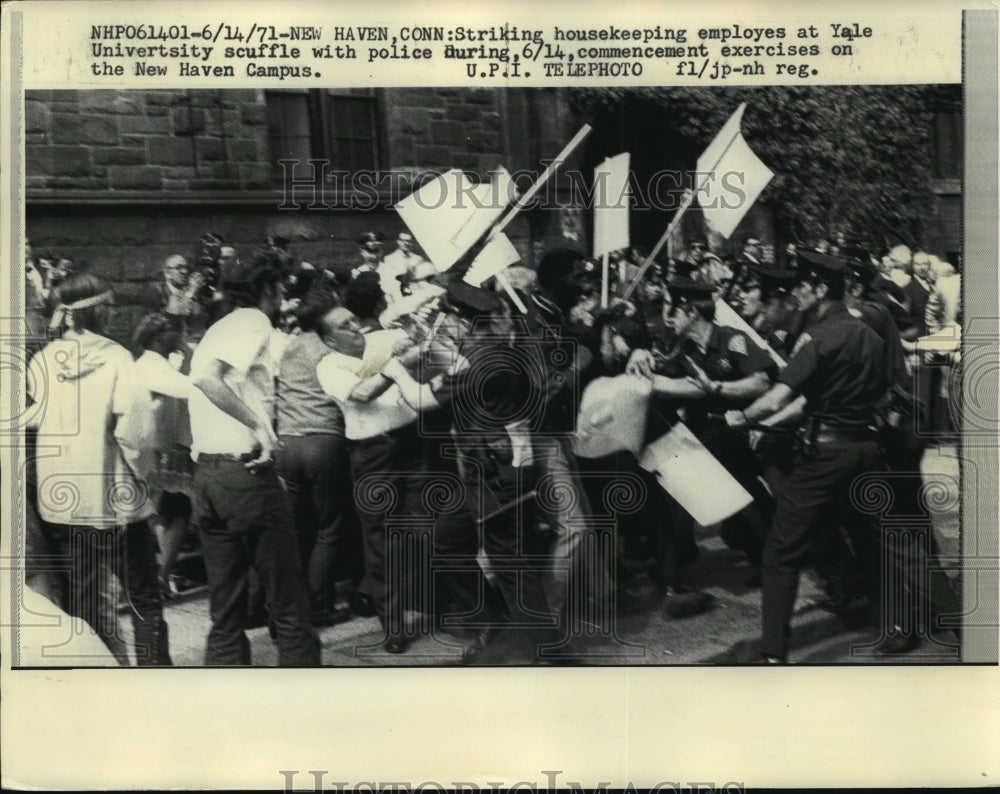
xmin=188 ymin=308 xmax=281 ymax=456
xmin=134 ymin=349 xmax=193 ymax=400
xmin=315 ymin=350 xmax=418 ymax=440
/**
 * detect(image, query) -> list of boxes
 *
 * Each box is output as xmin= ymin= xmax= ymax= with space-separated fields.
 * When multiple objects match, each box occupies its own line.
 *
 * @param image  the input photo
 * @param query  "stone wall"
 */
xmin=382 ymin=87 xmax=506 ymax=175
xmin=26 ymin=89 xmax=271 ymax=193
xmin=25 ymin=87 xmax=528 ymax=287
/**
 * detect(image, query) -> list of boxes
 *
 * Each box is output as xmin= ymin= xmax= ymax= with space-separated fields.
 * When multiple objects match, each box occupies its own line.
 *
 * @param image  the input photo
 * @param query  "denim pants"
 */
xmin=531 ymin=437 xmax=613 ymax=619
xmin=194 ymin=458 xmax=320 ymax=666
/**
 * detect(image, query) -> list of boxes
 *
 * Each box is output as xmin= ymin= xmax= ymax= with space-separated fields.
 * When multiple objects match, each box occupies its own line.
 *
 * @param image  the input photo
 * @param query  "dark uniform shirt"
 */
xmin=745 ymin=313 xmax=795 ymax=360
xmin=657 ymin=324 xmax=776 ymax=424
xmin=431 ymin=338 xmax=528 ymax=456
xmin=853 ymin=300 xmax=908 ymax=391
xmin=779 ymin=302 xmax=888 ymax=428
xmin=525 ymin=292 xmax=595 ymax=434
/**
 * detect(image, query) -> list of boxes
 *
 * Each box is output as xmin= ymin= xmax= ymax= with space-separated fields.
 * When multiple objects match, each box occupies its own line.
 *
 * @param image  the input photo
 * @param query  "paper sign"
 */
xmin=695 ymin=103 xmax=774 ymax=239
xmin=593 ymin=152 xmax=631 ymax=259
xmin=461 ymin=235 xmax=523 ymax=286
xmin=396 ymin=168 xmax=518 ymax=274
xmin=450 ymin=168 xmax=518 ymax=251
xmin=572 ymin=375 xmax=652 ymax=459
xmin=638 ymin=422 xmax=753 ymax=526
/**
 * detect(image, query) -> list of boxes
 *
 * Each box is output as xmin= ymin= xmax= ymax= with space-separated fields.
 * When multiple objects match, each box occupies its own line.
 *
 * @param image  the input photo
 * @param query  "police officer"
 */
xmin=733 ymin=266 xmax=801 ymax=359
xmin=383 ymin=280 xmax=565 ymax=662
xmin=647 ymin=279 xmax=777 ymax=589
xmin=726 ymin=253 xmax=889 ymax=662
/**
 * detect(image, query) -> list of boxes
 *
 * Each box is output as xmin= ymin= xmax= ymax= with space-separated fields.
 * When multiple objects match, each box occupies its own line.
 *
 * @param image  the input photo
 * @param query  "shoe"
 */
xmin=458 ymin=628 xmax=490 ymax=664
xmin=310 ymin=606 xmax=353 ymax=628
xmin=873 ymin=629 xmax=920 ymax=656
xmin=158 ymin=577 xmax=176 ymax=601
xmin=383 ymin=636 xmax=410 ymax=654
xmin=743 ymin=566 xmax=762 ymax=588
xmin=662 ymin=585 xmax=714 ymax=619
xmin=349 ymin=591 xmax=377 ymax=618
xmin=760 ymin=654 xmax=785 ymax=664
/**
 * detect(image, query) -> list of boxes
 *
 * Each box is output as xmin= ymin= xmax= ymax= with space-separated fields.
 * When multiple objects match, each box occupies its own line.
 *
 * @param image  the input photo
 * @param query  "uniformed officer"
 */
xmin=384 ymin=279 xmax=581 ymax=661
xmin=726 ymin=253 xmax=889 ymax=662
xmin=641 ymin=279 xmax=777 ymax=590
xmin=732 ymin=266 xmax=801 ymax=359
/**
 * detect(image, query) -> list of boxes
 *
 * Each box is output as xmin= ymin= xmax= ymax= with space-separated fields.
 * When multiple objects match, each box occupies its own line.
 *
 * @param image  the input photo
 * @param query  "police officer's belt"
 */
xmin=814 ymin=423 xmax=877 ymax=445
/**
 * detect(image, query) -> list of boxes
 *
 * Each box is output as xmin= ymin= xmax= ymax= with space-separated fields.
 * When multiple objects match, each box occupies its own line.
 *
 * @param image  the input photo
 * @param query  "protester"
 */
xmin=125 ymin=313 xmax=198 ymax=599
xmin=28 ymin=273 xmax=171 ymax=665
xmin=275 ymin=289 xmax=361 ymax=627
xmin=188 ymin=254 xmax=320 ymax=666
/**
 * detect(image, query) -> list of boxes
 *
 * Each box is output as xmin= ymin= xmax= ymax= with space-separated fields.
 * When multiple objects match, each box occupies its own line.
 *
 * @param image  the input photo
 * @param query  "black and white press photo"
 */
xmin=15 ymin=83 xmax=971 ymax=667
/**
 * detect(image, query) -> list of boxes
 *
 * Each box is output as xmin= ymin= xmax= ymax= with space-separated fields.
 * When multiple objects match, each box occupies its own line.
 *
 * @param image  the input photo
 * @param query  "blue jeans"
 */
xmin=531 ymin=437 xmax=613 ymax=618
xmin=194 ymin=458 xmax=320 ymax=666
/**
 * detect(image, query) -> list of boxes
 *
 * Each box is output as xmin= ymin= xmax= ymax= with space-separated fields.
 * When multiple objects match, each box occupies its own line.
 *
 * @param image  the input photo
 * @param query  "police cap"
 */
xmin=796 ymin=249 xmax=850 ymax=284
xmin=666 ymin=278 xmax=716 ymax=308
xmin=444 ymin=278 xmax=504 ymax=319
xmin=754 ymin=267 xmax=798 ymax=297
xmin=843 ymin=257 xmax=879 ymax=287
xmin=356 ymin=231 xmax=385 ymax=247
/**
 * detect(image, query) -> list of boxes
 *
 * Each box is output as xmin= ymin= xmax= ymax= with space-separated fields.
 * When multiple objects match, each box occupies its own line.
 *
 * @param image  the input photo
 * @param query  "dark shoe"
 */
xmin=383 ymin=635 xmax=410 ymax=654
xmin=310 ymin=606 xmax=353 ymax=628
xmin=459 ymin=627 xmax=493 ymax=665
xmin=662 ymin=585 xmax=714 ymax=619
xmin=743 ymin=566 xmax=762 ymax=588
xmin=872 ymin=628 xmax=920 ymax=656
xmin=349 ymin=591 xmax=377 ymax=618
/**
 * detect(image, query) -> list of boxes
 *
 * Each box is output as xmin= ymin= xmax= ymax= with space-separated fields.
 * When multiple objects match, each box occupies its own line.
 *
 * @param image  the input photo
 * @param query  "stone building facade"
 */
xmin=24 ymin=88 xmax=576 ymax=277
xmin=24 ymin=86 xmax=961 ymax=331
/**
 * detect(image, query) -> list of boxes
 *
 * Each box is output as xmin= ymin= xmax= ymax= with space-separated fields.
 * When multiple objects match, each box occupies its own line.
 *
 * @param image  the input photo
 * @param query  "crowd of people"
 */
xmin=21 ymin=224 xmax=964 ymax=665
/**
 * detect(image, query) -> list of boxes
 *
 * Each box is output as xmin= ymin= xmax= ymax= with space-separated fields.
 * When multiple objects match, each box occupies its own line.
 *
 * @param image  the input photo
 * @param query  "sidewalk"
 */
xmin=157 ymin=534 xmax=871 ymax=667
xmin=156 ymin=444 xmax=962 ymax=667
